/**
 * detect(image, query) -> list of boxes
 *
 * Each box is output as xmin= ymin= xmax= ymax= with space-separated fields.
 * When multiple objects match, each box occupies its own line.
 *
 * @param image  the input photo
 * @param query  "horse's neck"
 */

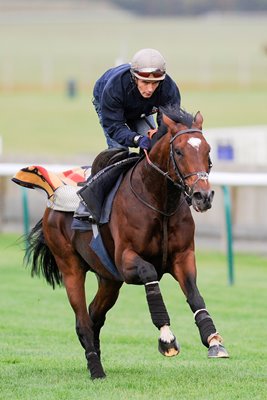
xmin=138 ymin=147 xmax=183 ymax=213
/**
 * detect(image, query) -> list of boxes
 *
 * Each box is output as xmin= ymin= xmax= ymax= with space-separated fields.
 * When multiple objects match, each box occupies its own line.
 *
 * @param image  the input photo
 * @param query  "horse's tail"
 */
xmin=24 ymin=219 xmax=63 ymax=289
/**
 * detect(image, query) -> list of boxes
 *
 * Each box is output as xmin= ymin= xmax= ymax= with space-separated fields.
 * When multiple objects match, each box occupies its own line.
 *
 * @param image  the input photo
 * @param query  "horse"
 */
xmin=13 ymin=104 xmax=229 ymax=380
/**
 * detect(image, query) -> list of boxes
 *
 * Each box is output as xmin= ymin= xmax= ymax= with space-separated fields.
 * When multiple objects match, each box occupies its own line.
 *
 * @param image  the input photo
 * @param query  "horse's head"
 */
xmin=152 ymin=104 xmax=214 ymax=212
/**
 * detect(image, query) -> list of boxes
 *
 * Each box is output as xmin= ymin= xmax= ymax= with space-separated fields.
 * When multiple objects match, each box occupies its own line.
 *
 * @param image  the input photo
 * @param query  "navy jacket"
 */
xmin=93 ymin=64 xmax=181 ymax=147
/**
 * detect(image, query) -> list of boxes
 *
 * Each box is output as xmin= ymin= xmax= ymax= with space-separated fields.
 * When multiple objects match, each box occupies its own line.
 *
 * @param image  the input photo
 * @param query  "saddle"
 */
xmin=12 ymin=150 xmax=139 ymax=282
xmin=12 ymin=149 xmax=139 ymax=215
xmin=77 ymin=150 xmax=140 ymax=224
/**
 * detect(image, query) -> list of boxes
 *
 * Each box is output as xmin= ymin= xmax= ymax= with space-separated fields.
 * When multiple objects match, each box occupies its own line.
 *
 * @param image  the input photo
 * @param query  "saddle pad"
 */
xmin=47 ymin=185 xmax=81 ymax=212
xmin=12 ymin=165 xmax=91 ymax=198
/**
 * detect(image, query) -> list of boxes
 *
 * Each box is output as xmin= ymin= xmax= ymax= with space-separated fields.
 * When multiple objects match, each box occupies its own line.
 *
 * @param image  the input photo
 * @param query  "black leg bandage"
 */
xmin=145 ymin=282 xmax=170 ymax=329
xmin=195 ymin=309 xmax=216 ymax=348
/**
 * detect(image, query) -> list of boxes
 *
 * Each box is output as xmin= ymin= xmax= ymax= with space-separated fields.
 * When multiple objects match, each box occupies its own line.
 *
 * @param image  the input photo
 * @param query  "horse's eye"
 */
xmin=175 ymin=148 xmax=183 ymax=156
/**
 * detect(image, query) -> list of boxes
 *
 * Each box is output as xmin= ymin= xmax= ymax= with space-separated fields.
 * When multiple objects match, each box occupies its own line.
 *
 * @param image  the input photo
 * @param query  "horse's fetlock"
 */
xmin=194 ymin=309 xmax=217 ymax=348
xmin=208 ymin=332 xmax=223 ymax=346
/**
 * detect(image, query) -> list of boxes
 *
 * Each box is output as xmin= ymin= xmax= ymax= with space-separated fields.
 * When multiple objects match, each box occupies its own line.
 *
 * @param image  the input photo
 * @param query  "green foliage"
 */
xmin=0 ymin=234 xmax=266 ymax=399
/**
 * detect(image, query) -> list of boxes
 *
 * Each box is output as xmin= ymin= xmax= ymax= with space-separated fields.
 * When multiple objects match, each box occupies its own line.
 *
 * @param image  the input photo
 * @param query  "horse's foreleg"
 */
xmin=122 ymin=252 xmax=179 ymax=357
xmin=171 ymin=250 xmax=229 ymax=358
xmin=88 ymin=277 xmax=123 ymax=359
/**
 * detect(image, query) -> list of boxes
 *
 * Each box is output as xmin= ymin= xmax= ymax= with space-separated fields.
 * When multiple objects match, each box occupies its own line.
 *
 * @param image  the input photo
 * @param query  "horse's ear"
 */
xmin=194 ymin=111 xmax=203 ymax=128
xmin=162 ymin=113 xmax=177 ymax=130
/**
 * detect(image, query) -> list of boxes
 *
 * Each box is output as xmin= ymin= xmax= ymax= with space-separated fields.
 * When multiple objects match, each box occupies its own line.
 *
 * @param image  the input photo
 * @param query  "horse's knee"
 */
xmin=137 ymin=262 xmax=158 ymax=284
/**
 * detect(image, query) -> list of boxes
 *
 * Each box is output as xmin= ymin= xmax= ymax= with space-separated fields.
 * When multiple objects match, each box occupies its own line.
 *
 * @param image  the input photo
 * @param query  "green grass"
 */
xmin=0 ymin=91 xmax=106 ymax=160
xmin=1 ymin=87 xmax=266 ymax=162
xmin=0 ymin=233 xmax=266 ymax=399
xmin=1 ymin=12 xmax=267 ymax=162
xmin=0 ymin=12 xmax=267 ymax=88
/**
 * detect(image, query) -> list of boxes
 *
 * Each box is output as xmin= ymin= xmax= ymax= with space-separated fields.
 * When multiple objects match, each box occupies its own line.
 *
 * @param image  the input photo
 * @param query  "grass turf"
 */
xmin=0 ymin=233 xmax=266 ymax=399
xmin=1 ymin=87 xmax=266 ymax=162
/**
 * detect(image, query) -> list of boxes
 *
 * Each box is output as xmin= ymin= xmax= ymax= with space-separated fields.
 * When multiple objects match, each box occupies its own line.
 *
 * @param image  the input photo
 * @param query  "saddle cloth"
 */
xmin=12 ymin=165 xmax=91 ymax=212
xmin=13 ymin=159 xmax=139 ymax=281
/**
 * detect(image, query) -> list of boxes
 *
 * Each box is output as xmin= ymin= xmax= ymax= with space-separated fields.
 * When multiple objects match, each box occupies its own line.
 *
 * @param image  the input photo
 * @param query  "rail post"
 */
xmin=222 ymin=185 xmax=234 ymax=285
xmin=21 ymin=187 xmax=30 ymax=237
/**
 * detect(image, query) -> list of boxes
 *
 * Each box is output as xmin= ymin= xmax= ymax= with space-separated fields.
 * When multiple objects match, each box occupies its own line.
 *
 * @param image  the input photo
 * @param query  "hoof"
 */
xmin=158 ymin=336 xmax=180 ymax=357
xmin=91 ymin=373 xmax=106 ymax=380
xmin=208 ymin=344 xmax=229 ymax=358
xmin=88 ymin=352 xmax=106 ymax=379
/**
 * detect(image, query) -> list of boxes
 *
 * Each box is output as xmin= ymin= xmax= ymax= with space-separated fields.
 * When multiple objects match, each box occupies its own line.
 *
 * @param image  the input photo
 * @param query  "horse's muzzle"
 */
xmin=191 ymin=190 xmax=215 ymax=212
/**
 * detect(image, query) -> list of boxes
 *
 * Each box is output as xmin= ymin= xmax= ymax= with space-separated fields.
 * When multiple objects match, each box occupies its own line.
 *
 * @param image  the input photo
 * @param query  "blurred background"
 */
xmin=0 ymin=0 xmax=267 ymax=253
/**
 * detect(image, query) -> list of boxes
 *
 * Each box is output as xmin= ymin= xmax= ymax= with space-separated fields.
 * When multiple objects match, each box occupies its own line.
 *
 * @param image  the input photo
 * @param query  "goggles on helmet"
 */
xmin=133 ymin=69 xmax=165 ymax=79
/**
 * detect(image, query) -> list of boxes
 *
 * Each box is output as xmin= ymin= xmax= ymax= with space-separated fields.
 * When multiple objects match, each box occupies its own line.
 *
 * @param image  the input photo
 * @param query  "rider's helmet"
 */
xmin=130 ymin=48 xmax=166 ymax=81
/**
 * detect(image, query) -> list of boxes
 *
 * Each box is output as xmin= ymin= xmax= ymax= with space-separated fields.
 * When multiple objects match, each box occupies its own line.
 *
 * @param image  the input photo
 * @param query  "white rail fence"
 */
xmin=1 ymin=163 xmax=267 ymax=285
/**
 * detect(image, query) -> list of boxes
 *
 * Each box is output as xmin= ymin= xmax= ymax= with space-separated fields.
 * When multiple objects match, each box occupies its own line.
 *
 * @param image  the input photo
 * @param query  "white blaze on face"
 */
xmin=188 ymin=137 xmax=201 ymax=149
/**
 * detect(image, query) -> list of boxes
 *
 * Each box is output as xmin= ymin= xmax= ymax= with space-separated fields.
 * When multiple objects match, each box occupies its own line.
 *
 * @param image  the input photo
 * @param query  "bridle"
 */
xmin=146 ymin=128 xmax=211 ymax=197
xmin=169 ymin=128 xmax=211 ymax=198
xmin=129 ymin=127 xmax=212 ymax=216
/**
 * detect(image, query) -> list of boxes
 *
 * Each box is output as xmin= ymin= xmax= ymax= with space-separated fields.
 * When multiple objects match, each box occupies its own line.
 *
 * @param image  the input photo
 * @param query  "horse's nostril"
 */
xmin=193 ymin=191 xmax=214 ymax=205
xmin=193 ymin=192 xmax=203 ymax=202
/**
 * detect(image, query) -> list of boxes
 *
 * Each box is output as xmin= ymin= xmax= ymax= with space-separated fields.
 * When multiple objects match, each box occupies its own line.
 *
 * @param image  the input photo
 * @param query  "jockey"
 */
xmin=92 ymin=48 xmax=181 ymax=151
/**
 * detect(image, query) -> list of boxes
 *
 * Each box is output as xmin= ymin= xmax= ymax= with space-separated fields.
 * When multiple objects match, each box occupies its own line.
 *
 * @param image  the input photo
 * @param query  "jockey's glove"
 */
xmin=133 ymin=135 xmax=151 ymax=150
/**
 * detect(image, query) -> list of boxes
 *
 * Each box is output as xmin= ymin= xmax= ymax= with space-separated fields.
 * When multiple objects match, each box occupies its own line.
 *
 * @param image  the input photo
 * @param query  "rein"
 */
xmin=129 ymin=159 xmax=184 ymax=217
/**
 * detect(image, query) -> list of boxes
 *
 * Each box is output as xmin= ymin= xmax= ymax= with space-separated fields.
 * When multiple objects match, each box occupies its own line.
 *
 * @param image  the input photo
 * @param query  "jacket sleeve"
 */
xmin=100 ymin=83 xmax=137 ymax=147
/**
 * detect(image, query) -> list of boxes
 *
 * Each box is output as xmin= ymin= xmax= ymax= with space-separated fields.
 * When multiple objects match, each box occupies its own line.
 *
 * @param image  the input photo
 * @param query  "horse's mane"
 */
xmin=151 ymin=104 xmax=194 ymax=145
xmin=160 ymin=103 xmax=194 ymax=127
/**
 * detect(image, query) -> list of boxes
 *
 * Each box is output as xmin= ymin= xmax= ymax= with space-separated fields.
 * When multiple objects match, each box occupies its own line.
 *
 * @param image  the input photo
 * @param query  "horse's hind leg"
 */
xmin=43 ymin=212 xmax=106 ymax=379
xmin=88 ymin=277 xmax=123 ymax=359
xmin=53 ymin=254 xmax=107 ymax=378
xmin=171 ymin=251 xmax=229 ymax=358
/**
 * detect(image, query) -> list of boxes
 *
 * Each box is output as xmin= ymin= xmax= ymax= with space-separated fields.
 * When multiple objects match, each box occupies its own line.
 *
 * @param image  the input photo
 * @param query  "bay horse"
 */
xmin=16 ymin=105 xmax=229 ymax=380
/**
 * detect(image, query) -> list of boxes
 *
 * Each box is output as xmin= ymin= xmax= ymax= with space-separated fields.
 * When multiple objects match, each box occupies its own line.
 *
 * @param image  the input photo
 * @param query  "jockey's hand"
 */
xmin=138 ymin=135 xmax=151 ymax=150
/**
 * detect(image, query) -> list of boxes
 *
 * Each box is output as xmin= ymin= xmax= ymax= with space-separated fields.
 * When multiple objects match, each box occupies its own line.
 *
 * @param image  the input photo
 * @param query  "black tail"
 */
xmin=24 ymin=219 xmax=63 ymax=289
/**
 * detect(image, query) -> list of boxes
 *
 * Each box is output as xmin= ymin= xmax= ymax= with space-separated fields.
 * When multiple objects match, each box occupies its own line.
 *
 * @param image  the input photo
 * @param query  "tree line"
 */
xmin=108 ymin=0 xmax=267 ymax=16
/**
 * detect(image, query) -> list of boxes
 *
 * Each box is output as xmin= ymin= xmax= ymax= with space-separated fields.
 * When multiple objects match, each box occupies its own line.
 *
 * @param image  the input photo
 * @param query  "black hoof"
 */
xmin=208 ymin=344 xmax=229 ymax=358
xmin=87 ymin=352 xmax=106 ymax=379
xmin=91 ymin=374 xmax=106 ymax=380
xmin=158 ymin=336 xmax=180 ymax=357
